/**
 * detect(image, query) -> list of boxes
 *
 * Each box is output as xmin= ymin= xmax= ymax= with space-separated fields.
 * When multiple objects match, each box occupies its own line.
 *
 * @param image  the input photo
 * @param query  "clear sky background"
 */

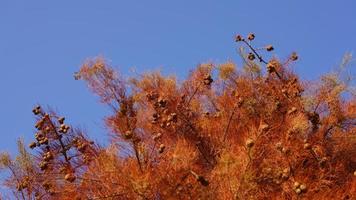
xmin=0 ymin=0 xmax=355 ymax=156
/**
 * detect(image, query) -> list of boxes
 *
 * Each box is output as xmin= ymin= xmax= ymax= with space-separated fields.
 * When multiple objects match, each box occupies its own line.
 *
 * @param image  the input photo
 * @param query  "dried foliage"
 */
xmin=1 ymin=34 xmax=356 ymax=200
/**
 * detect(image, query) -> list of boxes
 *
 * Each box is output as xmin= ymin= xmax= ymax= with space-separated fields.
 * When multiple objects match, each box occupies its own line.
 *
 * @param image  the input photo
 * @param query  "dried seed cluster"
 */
xmin=293 ymin=182 xmax=307 ymax=194
xmin=28 ymin=105 xmax=96 ymax=194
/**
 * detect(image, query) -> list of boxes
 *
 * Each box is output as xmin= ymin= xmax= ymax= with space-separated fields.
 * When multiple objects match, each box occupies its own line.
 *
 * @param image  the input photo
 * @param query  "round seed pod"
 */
xmin=304 ymin=143 xmax=311 ymax=150
xmin=39 ymin=161 xmax=49 ymax=171
xmin=247 ymin=33 xmax=255 ymax=41
xmin=58 ymin=117 xmax=65 ymax=124
xmin=275 ymin=142 xmax=283 ymax=151
xmin=293 ymin=182 xmax=300 ymax=189
xmin=39 ymin=138 xmax=49 ymax=145
xmin=197 ymin=175 xmax=209 ymax=186
xmin=77 ymin=143 xmax=88 ymax=153
xmin=32 ymin=106 xmax=41 ymax=115
xmin=64 ymin=173 xmax=76 ymax=183
xmin=29 ymin=142 xmax=37 ymax=149
xmin=266 ymin=45 xmax=274 ymax=51
xmin=290 ymin=52 xmax=298 ymax=61
xmin=295 ymin=188 xmax=302 ymax=194
xmin=203 ymin=74 xmax=213 ymax=86
xmin=167 ymin=113 xmax=178 ymax=122
xmin=153 ymin=132 xmax=162 ymax=141
xmin=44 ymin=126 xmax=51 ymax=133
xmin=124 ymin=130 xmax=133 ymax=140
xmin=158 ymin=98 xmax=167 ymax=108
xmin=266 ymin=62 xmax=275 ymax=73
xmin=235 ymin=34 xmax=243 ymax=42
xmin=288 ymin=107 xmax=297 ymax=115
xmin=43 ymin=152 xmax=53 ymax=162
xmin=158 ymin=144 xmax=165 ymax=154
xmin=247 ymin=53 xmax=256 ymax=61
xmin=246 ymin=139 xmax=255 ymax=148
xmin=300 ymin=184 xmax=307 ymax=192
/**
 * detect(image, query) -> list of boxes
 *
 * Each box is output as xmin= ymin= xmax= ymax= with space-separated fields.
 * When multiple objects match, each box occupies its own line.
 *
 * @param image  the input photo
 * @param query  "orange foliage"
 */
xmin=1 ymin=34 xmax=356 ymax=200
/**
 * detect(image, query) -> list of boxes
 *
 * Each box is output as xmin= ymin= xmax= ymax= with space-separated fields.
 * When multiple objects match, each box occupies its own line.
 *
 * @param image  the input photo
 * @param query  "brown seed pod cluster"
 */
xmin=28 ymin=105 xmax=97 ymax=188
xmin=293 ymin=182 xmax=307 ymax=194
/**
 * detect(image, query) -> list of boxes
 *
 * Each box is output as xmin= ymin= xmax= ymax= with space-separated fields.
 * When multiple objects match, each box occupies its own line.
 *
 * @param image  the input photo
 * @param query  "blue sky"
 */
xmin=0 ymin=0 xmax=355 ymax=155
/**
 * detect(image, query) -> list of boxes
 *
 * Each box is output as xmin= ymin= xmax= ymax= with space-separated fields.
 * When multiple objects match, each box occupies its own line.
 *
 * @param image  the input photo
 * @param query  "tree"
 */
xmin=1 ymin=33 xmax=356 ymax=200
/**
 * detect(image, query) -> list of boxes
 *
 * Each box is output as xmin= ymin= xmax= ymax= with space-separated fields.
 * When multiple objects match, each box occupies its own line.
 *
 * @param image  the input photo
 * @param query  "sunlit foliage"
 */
xmin=1 ymin=34 xmax=355 ymax=199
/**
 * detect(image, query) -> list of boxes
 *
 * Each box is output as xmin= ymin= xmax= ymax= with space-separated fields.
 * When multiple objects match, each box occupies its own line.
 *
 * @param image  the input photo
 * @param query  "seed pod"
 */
xmin=124 ymin=130 xmax=133 ymax=140
xmin=29 ymin=142 xmax=37 ymax=149
xmin=295 ymin=188 xmax=302 ymax=194
xmin=276 ymin=142 xmax=283 ymax=151
xmin=203 ymin=74 xmax=213 ymax=86
xmin=43 ymin=152 xmax=53 ymax=162
xmin=235 ymin=34 xmax=243 ymax=42
xmin=39 ymin=138 xmax=49 ymax=145
xmin=158 ymin=144 xmax=165 ymax=154
xmin=246 ymin=139 xmax=255 ymax=148
xmin=293 ymin=182 xmax=300 ymax=189
xmin=259 ymin=123 xmax=269 ymax=132
xmin=77 ymin=143 xmax=88 ymax=153
xmin=32 ymin=106 xmax=41 ymax=115
xmin=304 ymin=143 xmax=311 ymax=150
xmin=290 ymin=52 xmax=298 ymax=61
xmin=44 ymin=126 xmax=51 ymax=133
xmin=353 ymin=171 xmax=356 ymax=176
xmin=247 ymin=33 xmax=255 ymax=41
xmin=152 ymin=113 xmax=160 ymax=119
xmin=39 ymin=161 xmax=49 ymax=171
xmin=247 ymin=53 xmax=255 ymax=60
xmin=58 ymin=117 xmax=65 ymax=124
xmin=64 ymin=173 xmax=76 ymax=182
xmin=266 ymin=62 xmax=275 ymax=73
xmin=300 ymin=184 xmax=307 ymax=192
xmin=35 ymin=132 xmax=44 ymax=140
xmin=288 ymin=107 xmax=297 ymax=115
xmin=197 ymin=175 xmax=209 ymax=186
xmin=167 ymin=113 xmax=178 ymax=122
xmin=266 ymin=45 xmax=274 ymax=51
xmin=35 ymin=120 xmax=44 ymax=130
xmin=158 ymin=98 xmax=167 ymax=108
xmin=153 ymin=132 xmax=162 ymax=141
xmin=319 ymin=157 xmax=327 ymax=167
